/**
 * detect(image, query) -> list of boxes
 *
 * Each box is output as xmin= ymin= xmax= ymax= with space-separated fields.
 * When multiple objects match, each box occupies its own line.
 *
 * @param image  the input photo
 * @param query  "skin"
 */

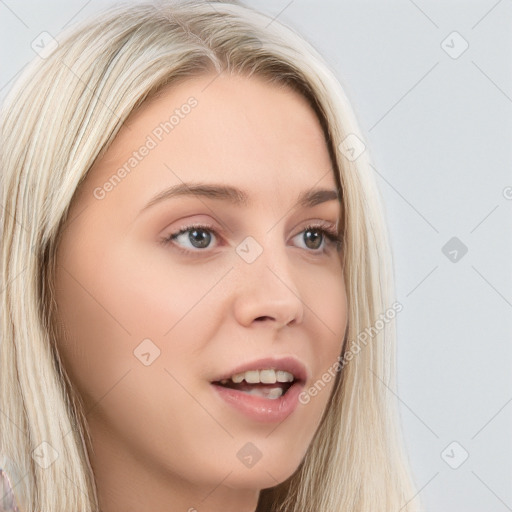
xmin=54 ymin=72 xmax=348 ymax=512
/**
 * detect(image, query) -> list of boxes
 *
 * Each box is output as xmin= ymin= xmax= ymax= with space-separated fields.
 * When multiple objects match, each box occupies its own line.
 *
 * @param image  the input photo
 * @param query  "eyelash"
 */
xmin=160 ymin=221 xmax=343 ymax=257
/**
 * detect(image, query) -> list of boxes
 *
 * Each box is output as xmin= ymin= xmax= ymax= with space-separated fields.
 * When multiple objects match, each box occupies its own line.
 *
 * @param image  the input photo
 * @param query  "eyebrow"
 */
xmin=140 ymin=182 xmax=341 ymax=213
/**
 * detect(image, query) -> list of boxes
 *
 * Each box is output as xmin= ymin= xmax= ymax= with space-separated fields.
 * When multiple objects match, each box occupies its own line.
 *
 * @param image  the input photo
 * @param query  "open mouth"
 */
xmin=210 ymin=362 xmax=307 ymax=404
xmin=210 ymin=365 xmax=306 ymax=421
xmin=211 ymin=379 xmax=295 ymax=400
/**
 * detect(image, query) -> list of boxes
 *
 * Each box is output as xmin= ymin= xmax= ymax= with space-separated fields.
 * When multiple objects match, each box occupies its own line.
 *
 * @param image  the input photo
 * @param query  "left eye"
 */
xmin=161 ymin=222 xmax=342 ymax=255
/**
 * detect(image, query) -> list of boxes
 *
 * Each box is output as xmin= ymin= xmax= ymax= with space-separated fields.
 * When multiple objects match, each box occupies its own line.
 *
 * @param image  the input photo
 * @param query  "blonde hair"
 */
xmin=0 ymin=1 xmax=421 ymax=510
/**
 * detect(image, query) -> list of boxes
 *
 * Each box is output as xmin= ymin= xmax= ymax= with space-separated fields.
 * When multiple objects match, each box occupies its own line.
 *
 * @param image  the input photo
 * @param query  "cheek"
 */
xmin=53 ymin=248 xmax=136 ymax=409
xmin=53 ymin=240 xmax=229 ymax=471
xmin=114 ymin=240 xmax=232 ymax=334
xmin=53 ymin=237 xmax=227 ymax=404
xmin=300 ymin=269 xmax=347 ymax=414
xmin=309 ymin=266 xmax=348 ymax=360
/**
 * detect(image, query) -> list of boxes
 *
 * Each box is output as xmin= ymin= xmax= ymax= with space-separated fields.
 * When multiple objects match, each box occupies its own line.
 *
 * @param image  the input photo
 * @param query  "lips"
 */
xmin=210 ymin=355 xmax=308 ymax=385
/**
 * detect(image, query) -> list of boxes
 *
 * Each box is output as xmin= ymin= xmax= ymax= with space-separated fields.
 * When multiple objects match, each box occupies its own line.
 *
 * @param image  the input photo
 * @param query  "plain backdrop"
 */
xmin=1 ymin=1 xmax=511 ymax=511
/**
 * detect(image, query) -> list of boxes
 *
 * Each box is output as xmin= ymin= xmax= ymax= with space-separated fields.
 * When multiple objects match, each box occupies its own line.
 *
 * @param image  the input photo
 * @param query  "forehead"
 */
xmin=78 ymin=72 xmax=340 ymax=217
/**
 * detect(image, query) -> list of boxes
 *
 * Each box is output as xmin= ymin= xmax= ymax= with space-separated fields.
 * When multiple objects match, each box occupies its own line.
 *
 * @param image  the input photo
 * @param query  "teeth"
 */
xmin=231 ymin=374 xmax=244 ymax=384
xmin=276 ymin=370 xmax=293 ymax=382
xmin=244 ymin=387 xmax=284 ymax=399
xmin=260 ymin=369 xmax=276 ymax=384
xmin=225 ymin=368 xmax=295 ymax=384
xmin=245 ymin=370 xmax=260 ymax=384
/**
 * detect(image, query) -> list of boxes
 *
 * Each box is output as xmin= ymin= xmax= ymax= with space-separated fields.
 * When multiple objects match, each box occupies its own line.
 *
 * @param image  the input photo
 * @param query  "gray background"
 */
xmin=1 ymin=1 xmax=511 ymax=510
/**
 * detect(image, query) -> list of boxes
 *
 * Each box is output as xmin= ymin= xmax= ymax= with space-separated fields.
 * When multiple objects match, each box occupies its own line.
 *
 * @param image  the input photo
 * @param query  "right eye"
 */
xmin=160 ymin=222 xmax=220 ymax=255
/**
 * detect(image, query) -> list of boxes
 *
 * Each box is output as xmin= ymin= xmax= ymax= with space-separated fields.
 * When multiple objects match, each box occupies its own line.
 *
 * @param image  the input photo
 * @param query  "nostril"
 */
xmin=255 ymin=316 xmax=273 ymax=322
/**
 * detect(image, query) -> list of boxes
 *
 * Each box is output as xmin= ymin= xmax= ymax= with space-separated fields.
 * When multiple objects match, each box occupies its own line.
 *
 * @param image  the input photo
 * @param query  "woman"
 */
xmin=0 ymin=1 xmax=421 ymax=510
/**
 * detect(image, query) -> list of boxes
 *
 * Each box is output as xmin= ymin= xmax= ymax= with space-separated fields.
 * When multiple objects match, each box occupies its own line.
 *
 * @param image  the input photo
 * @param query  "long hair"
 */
xmin=0 ymin=1 xmax=421 ymax=510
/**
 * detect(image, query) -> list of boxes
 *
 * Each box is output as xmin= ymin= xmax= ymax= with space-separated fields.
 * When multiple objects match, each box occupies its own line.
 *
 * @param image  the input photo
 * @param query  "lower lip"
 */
xmin=210 ymin=382 xmax=303 ymax=423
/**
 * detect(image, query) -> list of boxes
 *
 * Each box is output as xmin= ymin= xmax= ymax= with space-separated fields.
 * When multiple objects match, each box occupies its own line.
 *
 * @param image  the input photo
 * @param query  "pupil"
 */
xmin=190 ymin=229 xmax=211 ymax=248
xmin=304 ymin=229 xmax=322 ymax=249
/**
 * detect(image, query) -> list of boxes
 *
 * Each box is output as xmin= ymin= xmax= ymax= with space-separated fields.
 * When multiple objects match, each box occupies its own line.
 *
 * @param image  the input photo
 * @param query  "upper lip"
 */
xmin=211 ymin=356 xmax=308 ymax=384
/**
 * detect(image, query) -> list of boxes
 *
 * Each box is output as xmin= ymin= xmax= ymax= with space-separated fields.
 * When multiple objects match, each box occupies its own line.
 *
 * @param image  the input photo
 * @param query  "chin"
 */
xmin=224 ymin=458 xmax=302 ymax=490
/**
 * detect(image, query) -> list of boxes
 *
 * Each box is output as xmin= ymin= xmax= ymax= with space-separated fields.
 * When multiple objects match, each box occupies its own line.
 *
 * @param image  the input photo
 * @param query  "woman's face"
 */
xmin=54 ymin=72 xmax=348 ymax=510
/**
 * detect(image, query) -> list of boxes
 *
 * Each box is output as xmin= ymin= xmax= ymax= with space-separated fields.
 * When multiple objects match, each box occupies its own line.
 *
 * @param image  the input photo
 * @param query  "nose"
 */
xmin=232 ymin=240 xmax=305 ymax=329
